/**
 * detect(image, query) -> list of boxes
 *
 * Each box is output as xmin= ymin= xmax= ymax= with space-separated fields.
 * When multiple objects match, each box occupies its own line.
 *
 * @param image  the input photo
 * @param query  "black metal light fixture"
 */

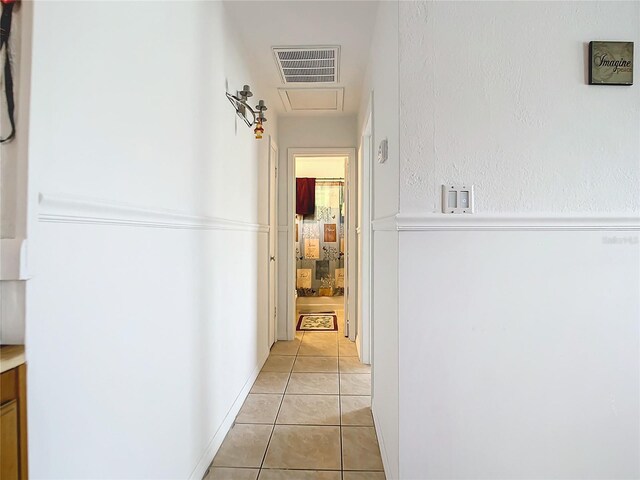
xmin=226 ymin=85 xmax=268 ymax=139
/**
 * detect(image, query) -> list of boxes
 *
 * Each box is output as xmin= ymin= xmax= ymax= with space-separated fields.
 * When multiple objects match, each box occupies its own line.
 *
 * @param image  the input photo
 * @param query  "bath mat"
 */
xmin=297 ymin=313 xmax=338 ymax=331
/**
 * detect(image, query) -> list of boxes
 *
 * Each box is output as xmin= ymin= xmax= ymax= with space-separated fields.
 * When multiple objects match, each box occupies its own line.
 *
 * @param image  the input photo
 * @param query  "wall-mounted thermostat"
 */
xmin=442 ymin=184 xmax=474 ymax=214
xmin=378 ymin=138 xmax=388 ymax=164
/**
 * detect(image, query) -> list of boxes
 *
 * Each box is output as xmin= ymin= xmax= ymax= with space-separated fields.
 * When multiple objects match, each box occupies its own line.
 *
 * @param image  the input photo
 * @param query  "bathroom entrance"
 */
xmin=287 ymin=149 xmax=356 ymax=343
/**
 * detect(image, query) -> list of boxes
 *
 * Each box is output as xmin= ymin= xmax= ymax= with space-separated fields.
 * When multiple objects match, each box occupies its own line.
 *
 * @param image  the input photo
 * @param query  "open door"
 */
xmin=268 ymin=138 xmax=278 ymax=348
xmin=345 ymin=156 xmax=357 ymax=341
xmin=357 ymin=102 xmax=373 ymax=363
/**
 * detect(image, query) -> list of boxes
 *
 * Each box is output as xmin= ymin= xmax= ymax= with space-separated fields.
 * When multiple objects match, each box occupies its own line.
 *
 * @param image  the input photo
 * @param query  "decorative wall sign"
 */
xmin=297 ymin=269 xmax=312 ymax=289
xmin=589 ymin=41 xmax=634 ymax=85
xmin=304 ymin=238 xmax=320 ymax=259
xmin=335 ymin=268 xmax=345 ymax=288
xmin=324 ymin=223 xmax=337 ymax=242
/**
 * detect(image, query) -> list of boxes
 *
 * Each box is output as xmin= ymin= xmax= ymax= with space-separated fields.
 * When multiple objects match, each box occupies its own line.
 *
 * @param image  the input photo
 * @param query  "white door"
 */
xmin=357 ymin=113 xmax=373 ymax=363
xmin=345 ymin=156 xmax=358 ymax=341
xmin=268 ymin=140 xmax=278 ymax=347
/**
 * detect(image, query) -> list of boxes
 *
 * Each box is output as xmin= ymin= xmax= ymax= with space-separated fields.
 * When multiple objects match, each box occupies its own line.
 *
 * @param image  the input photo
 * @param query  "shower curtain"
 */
xmin=295 ymin=179 xmax=345 ymax=296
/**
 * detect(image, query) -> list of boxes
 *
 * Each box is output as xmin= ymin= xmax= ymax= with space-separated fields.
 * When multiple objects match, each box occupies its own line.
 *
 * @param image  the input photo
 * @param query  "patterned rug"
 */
xmin=297 ymin=313 xmax=338 ymax=331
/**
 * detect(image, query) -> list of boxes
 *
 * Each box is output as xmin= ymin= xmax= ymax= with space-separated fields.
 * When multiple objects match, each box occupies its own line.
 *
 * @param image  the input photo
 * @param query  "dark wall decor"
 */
xmin=589 ymin=41 xmax=634 ymax=85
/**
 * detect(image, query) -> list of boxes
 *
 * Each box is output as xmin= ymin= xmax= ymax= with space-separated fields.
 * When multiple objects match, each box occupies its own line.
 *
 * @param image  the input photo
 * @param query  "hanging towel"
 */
xmin=296 ymin=178 xmax=316 ymax=215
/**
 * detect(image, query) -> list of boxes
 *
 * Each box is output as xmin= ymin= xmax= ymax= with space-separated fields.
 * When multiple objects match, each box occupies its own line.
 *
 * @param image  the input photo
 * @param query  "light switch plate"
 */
xmin=442 ymin=184 xmax=474 ymax=213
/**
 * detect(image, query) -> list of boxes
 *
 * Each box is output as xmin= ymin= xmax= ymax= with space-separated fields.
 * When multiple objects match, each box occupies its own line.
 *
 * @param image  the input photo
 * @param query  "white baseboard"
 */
xmin=371 ymin=401 xmax=393 ymax=480
xmin=188 ymin=350 xmax=269 ymax=480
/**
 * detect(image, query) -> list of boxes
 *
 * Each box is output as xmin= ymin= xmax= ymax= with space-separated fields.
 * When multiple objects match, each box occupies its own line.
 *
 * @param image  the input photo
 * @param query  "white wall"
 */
xmin=399 ymin=1 xmax=640 ymax=215
xmin=399 ymin=229 xmax=639 ymax=479
xmin=276 ymin=116 xmax=357 ymax=339
xmin=358 ymin=1 xmax=401 ymax=478
xmin=26 ymin=1 xmax=275 ymax=478
xmin=396 ymin=1 xmax=640 ymax=478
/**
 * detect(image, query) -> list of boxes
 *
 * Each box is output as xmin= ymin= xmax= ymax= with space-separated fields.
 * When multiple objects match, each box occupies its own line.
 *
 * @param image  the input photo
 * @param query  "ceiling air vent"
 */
xmin=273 ymin=46 xmax=340 ymax=84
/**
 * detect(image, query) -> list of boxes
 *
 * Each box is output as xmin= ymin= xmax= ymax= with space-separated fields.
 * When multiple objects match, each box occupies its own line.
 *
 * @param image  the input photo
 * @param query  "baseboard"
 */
xmin=188 ymin=350 xmax=269 ymax=480
xmin=371 ymin=400 xmax=394 ymax=480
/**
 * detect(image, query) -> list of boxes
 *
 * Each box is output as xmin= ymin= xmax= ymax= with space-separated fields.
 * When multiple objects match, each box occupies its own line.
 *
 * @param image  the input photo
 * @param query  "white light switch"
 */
xmin=442 ymin=184 xmax=474 ymax=214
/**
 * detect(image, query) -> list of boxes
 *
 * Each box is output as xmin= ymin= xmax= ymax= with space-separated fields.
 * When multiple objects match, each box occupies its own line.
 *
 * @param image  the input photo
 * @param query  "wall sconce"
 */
xmin=226 ymin=85 xmax=268 ymax=139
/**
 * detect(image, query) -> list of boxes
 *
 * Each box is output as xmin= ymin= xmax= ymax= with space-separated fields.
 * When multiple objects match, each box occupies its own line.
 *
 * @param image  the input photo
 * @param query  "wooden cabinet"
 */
xmin=1 ymin=400 xmax=20 ymax=479
xmin=0 ymin=347 xmax=27 ymax=480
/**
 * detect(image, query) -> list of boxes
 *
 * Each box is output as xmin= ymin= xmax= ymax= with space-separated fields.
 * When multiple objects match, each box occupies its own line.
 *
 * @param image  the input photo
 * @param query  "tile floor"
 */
xmin=205 ymin=314 xmax=384 ymax=480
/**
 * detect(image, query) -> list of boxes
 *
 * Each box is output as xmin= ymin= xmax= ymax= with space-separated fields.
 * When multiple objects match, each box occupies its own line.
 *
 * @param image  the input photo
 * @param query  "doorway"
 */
xmin=268 ymin=137 xmax=279 ymax=348
xmin=287 ymin=148 xmax=357 ymax=346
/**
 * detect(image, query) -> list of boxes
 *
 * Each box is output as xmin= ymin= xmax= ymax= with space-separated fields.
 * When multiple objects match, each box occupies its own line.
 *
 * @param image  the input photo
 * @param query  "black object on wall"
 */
xmin=0 ymin=0 xmax=17 ymax=144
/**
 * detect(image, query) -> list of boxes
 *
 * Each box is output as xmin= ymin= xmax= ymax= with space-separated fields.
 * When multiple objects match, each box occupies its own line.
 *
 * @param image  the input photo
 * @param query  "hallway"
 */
xmin=205 ymin=315 xmax=384 ymax=480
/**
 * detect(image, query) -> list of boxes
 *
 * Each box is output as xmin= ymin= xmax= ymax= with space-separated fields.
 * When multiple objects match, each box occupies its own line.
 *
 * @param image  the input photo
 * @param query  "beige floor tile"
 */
xmin=339 ymin=342 xmax=359 ymax=357
xmin=341 ymin=396 xmax=373 ymax=426
xmin=258 ymin=470 xmax=341 ymax=480
xmin=236 ymin=394 xmax=282 ymax=424
xmin=298 ymin=342 xmax=339 ymax=357
xmin=342 ymin=426 xmax=384 ymax=471
xmin=293 ymin=356 xmax=338 ymax=373
xmin=212 ymin=424 xmax=273 ymax=468
xmin=262 ymin=356 xmax=295 ymax=373
xmin=263 ymin=425 xmax=341 ymax=470
xmin=340 ymin=374 xmax=371 ymax=395
xmin=339 ymin=356 xmax=371 ymax=374
xmin=286 ymin=373 xmax=339 ymax=395
xmin=338 ymin=333 xmax=351 ymax=342
xmin=205 ymin=467 xmax=259 ymax=480
xmin=302 ymin=332 xmax=338 ymax=345
xmin=270 ymin=339 xmax=301 ymax=356
xmin=342 ymin=472 xmax=386 ymax=480
xmin=276 ymin=395 xmax=340 ymax=425
xmin=250 ymin=372 xmax=290 ymax=394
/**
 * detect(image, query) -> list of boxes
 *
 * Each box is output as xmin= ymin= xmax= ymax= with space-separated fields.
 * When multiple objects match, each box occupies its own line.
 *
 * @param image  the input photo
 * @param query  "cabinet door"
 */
xmin=1 ymin=400 xmax=19 ymax=480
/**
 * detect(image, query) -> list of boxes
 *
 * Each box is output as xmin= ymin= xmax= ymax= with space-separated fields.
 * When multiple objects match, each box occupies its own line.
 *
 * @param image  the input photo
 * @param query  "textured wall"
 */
xmin=399 ymin=1 xmax=640 ymax=214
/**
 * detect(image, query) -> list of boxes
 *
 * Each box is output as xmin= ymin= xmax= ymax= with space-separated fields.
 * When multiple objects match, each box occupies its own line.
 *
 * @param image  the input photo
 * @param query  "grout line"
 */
xmin=258 ymin=364 xmax=291 ymax=472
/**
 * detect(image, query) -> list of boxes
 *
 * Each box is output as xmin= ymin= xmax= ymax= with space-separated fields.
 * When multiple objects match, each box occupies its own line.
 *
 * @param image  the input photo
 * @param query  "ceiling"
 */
xmin=224 ymin=1 xmax=379 ymax=117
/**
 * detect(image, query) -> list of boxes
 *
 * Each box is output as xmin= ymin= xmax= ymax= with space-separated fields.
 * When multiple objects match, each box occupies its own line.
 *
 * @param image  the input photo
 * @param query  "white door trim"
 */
xmin=268 ymin=137 xmax=279 ymax=348
xmin=287 ymin=147 xmax=357 ymax=341
xmin=357 ymin=94 xmax=374 ymax=364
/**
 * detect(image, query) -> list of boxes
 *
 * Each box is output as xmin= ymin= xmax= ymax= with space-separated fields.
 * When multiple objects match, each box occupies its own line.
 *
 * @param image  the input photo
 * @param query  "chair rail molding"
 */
xmin=372 ymin=213 xmax=640 ymax=231
xmin=38 ymin=193 xmax=269 ymax=233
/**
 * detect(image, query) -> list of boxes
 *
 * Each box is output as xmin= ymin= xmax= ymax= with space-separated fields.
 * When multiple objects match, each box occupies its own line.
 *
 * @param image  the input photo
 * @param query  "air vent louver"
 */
xmin=273 ymin=47 xmax=340 ymax=84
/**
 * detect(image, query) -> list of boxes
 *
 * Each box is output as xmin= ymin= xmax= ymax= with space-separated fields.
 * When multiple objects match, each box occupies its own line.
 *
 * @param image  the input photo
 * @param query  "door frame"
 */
xmin=268 ymin=137 xmax=279 ymax=348
xmin=287 ymin=147 xmax=356 ymax=342
xmin=357 ymin=95 xmax=374 ymax=364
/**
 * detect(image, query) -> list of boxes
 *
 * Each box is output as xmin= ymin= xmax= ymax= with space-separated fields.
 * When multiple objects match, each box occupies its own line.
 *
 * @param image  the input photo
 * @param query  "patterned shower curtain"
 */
xmin=295 ymin=180 xmax=345 ymax=296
